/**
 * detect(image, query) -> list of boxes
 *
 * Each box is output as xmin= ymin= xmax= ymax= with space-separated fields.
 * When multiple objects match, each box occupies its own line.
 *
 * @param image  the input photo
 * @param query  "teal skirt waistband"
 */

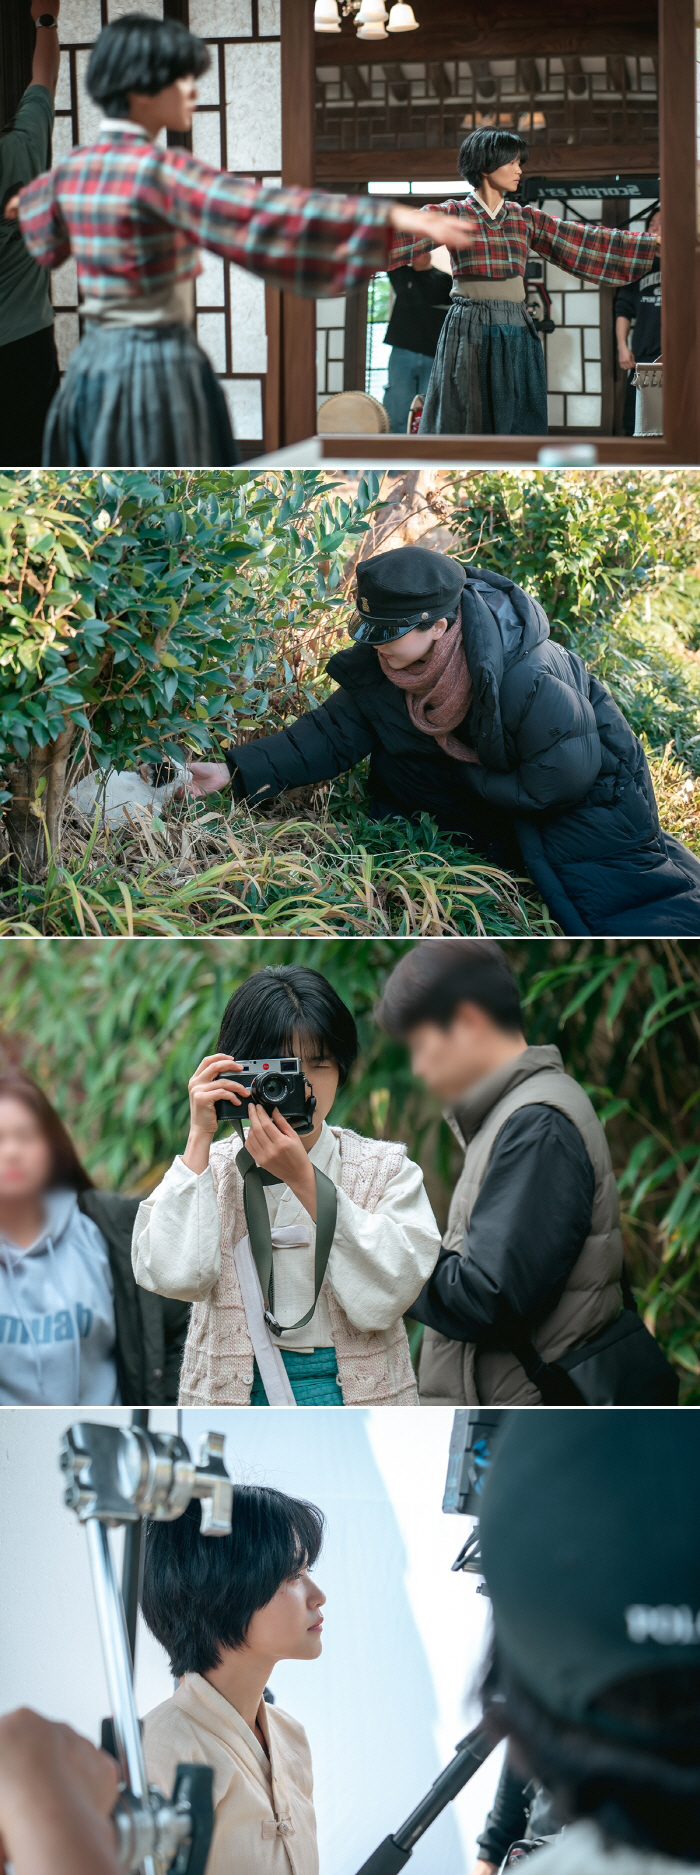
xmin=250 ymin=1346 xmax=342 ymax=1406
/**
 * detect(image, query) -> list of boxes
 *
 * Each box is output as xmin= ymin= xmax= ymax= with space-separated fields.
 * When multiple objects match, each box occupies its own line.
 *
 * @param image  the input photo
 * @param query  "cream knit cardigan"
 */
xmin=179 ymin=1127 xmax=419 ymax=1407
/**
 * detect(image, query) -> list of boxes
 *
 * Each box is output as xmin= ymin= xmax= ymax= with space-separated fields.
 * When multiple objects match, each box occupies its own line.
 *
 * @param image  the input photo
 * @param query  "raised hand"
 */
xmin=183 ymin=1053 xmax=248 ymax=1174
xmin=245 ymin=1103 xmax=318 ymax=1221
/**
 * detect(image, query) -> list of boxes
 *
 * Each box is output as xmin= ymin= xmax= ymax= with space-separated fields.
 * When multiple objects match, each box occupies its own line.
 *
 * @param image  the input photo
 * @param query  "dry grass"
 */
xmin=646 ymin=742 xmax=700 ymax=852
xmin=0 ymin=784 xmax=554 ymax=938
xmin=1 ymin=738 xmax=695 ymax=940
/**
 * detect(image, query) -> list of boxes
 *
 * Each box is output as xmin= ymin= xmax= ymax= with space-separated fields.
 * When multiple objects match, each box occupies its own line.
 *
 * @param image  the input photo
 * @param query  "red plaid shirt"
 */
xmin=18 ymin=125 xmax=394 ymax=307
xmin=389 ymin=191 xmax=659 ymax=288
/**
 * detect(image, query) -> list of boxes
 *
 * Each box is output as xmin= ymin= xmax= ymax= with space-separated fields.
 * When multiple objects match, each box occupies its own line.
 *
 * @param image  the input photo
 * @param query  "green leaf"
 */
xmin=606 ymin=958 xmax=641 ymax=1029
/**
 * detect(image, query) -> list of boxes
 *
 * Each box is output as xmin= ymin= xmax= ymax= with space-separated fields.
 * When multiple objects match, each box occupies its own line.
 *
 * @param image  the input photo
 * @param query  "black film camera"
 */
xmin=215 ymin=1056 xmax=316 ymax=1134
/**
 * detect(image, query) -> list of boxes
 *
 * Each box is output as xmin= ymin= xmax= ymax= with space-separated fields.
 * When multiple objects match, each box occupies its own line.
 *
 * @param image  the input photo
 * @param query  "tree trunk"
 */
xmin=4 ymin=726 xmax=75 ymax=879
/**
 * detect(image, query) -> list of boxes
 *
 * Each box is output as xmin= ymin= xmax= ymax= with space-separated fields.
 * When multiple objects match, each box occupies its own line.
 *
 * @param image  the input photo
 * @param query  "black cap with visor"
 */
xmin=478 ymin=1409 xmax=700 ymax=1741
xmin=349 ymin=545 xmax=467 ymax=645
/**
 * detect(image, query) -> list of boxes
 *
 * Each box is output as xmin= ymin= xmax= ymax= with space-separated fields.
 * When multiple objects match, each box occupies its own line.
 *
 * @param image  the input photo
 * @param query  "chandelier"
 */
xmin=314 ymin=1 xmax=419 ymax=37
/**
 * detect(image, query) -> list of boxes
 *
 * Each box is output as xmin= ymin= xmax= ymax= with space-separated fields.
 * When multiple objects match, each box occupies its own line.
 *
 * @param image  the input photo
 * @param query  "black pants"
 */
xmin=0 ymin=325 xmax=60 ymax=467
xmin=368 ymin=748 xmax=522 ymax=871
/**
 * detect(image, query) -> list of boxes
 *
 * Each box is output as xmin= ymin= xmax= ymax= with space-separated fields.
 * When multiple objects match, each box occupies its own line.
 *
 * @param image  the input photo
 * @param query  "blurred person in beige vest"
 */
xmin=141 ymin=1483 xmax=326 ymax=1875
xmin=376 ymin=940 xmax=673 ymax=1407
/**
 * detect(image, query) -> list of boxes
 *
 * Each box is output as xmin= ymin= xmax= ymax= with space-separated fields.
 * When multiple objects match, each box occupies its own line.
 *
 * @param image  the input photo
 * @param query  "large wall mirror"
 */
xmin=1 ymin=0 xmax=696 ymax=462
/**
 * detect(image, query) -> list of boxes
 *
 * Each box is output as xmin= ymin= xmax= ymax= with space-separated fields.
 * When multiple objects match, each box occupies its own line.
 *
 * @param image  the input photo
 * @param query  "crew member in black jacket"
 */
xmin=472 ymin=1760 xmax=562 ymax=1874
xmin=184 ymin=544 xmax=700 ymax=936
xmin=375 ymin=939 xmax=610 ymax=1406
xmin=383 ymin=254 xmax=452 ymax=432
xmin=376 ymin=939 xmax=678 ymax=1407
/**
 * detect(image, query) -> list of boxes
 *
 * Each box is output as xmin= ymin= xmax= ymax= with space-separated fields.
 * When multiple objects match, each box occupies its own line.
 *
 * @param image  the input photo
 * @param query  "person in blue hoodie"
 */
xmin=0 ymin=1071 xmax=189 ymax=1406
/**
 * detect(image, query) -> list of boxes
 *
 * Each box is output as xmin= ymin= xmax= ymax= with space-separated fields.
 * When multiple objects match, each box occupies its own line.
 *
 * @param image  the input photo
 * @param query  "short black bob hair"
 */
xmin=218 ymin=966 xmax=358 ymax=1089
xmin=481 ymin=1644 xmax=700 ymax=1864
xmin=458 ymin=128 xmax=528 ymax=190
xmin=376 ymin=939 xmax=523 ymax=1038
xmin=87 ymin=14 xmax=210 ymax=119
xmin=142 ymin=1486 xmax=325 ymax=1677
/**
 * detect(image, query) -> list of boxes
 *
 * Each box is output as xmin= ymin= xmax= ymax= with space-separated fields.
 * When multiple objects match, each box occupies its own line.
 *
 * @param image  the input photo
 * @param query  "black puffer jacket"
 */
xmin=230 ymin=565 xmax=700 ymax=936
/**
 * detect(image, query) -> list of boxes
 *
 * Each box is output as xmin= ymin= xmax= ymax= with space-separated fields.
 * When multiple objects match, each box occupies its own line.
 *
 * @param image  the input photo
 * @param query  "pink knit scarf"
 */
xmin=377 ymin=616 xmax=479 ymax=763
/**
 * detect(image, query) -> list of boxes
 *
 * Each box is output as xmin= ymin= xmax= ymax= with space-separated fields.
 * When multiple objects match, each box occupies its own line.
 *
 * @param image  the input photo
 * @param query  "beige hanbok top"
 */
xmin=143 ymin=1673 xmax=318 ymax=1875
xmin=132 ymin=1123 xmax=436 ymax=1405
xmin=132 ymin=1121 xmax=440 ymax=1347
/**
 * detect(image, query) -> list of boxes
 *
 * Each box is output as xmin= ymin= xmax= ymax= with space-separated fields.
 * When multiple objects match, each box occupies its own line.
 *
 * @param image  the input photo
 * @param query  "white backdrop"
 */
xmin=0 ymin=1407 xmax=505 ymax=1875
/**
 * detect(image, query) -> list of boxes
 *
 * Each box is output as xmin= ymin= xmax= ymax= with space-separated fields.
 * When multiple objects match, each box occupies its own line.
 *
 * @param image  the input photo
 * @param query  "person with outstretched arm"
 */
xmin=4 ymin=12 xmax=473 ymax=467
xmin=385 ymin=126 xmax=661 ymax=436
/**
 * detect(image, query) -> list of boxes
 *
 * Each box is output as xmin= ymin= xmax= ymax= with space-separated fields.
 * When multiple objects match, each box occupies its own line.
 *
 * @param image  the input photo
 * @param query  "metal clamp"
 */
xmin=61 ymin=1423 xmax=233 ymax=1534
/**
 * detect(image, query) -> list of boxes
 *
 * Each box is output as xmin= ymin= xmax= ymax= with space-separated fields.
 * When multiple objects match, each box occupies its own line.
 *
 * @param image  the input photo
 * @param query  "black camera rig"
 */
xmin=353 ymin=1411 xmax=509 ymax=1875
xmin=444 ymin=1408 xmax=508 ymax=1577
xmin=215 ymin=1055 xmax=316 ymax=1134
xmin=60 ymin=1418 xmax=234 ymax=1875
xmin=355 ymin=1723 xmax=493 ymax=1875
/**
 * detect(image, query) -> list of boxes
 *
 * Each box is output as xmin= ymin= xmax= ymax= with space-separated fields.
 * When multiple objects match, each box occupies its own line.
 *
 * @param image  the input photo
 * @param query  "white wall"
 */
xmin=0 ymin=1407 xmax=179 ymax=1738
xmin=0 ymin=1407 xmax=505 ymax=1875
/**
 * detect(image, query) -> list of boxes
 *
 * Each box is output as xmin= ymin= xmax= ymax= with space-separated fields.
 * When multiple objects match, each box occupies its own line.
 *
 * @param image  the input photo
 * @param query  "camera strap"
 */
xmin=233 ymin=1121 xmax=338 ymax=1335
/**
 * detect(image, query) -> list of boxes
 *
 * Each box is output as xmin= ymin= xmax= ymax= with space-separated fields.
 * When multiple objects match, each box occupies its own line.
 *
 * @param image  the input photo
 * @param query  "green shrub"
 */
xmin=0 ymin=469 xmax=379 ymax=873
xmin=2 ymin=468 xmax=699 ymax=932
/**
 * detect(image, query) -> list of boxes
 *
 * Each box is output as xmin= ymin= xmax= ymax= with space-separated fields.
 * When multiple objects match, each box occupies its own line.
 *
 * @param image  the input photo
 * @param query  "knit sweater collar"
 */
xmin=447 ymin=1043 xmax=566 ymax=1147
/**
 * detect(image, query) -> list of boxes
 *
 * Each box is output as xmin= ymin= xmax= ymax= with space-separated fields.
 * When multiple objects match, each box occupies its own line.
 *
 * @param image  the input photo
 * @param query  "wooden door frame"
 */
xmin=281 ymin=0 xmax=698 ymax=463
xmin=265 ymin=0 xmax=317 ymax=449
xmin=659 ymin=0 xmax=697 ymax=459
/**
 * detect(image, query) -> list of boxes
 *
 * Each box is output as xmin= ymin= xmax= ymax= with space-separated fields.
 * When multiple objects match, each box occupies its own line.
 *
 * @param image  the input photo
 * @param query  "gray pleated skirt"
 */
xmin=418 ymin=296 xmax=548 ymax=436
xmin=43 ymin=321 xmax=238 ymax=468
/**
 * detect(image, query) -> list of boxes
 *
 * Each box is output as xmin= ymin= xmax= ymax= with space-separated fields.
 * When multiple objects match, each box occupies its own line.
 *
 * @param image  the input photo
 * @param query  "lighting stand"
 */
xmin=60 ymin=1420 xmax=234 ymax=1875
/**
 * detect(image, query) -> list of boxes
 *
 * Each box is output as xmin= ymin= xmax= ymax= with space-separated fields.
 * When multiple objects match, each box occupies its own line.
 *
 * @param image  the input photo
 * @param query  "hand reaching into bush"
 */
xmin=176 ymin=762 xmax=232 ymax=800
